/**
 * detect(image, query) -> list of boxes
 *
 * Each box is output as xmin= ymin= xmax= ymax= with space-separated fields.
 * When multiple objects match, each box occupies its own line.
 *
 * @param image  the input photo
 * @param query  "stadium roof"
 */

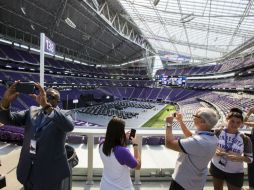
xmin=0 ymin=0 xmax=253 ymax=66
xmin=118 ymin=0 xmax=254 ymax=63
xmin=0 ymin=0 xmax=154 ymax=66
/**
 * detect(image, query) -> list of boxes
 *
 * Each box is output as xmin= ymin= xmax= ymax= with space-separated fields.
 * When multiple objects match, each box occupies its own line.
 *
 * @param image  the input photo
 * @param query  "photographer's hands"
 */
xmin=30 ymin=83 xmax=53 ymax=113
xmin=30 ymin=83 xmax=48 ymax=107
xmin=126 ymin=131 xmax=138 ymax=145
xmin=0 ymin=81 xmax=20 ymax=109
xmin=217 ymin=148 xmax=249 ymax=163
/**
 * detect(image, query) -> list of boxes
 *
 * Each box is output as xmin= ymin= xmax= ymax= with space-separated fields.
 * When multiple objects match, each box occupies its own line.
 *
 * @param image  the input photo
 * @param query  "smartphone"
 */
xmin=129 ymin=129 xmax=136 ymax=140
xmin=16 ymin=82 xmax=36 ymax=94
xmin=173 ymin=112 xmax=176 ymax=117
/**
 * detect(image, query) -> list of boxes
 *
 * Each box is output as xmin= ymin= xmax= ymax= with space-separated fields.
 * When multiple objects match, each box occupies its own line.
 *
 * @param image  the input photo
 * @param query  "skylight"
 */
xmin=119 ymin=0 xmax=254 ymax=63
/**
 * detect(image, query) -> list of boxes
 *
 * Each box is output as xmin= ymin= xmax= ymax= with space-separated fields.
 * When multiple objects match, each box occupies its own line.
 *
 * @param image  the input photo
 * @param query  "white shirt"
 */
xmin=173 ymin=131 xmax=218 ymax=190
xmin=99 ymin=145 xmax=134 ymax=190
xmin=212 ymin=130 xmax=252 ymax=173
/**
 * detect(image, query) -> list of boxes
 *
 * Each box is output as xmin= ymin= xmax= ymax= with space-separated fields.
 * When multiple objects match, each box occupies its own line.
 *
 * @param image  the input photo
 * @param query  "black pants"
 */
xmin=169 ymin=180 xmax=185 ymax=190
xmin=24 ymin=181 xmax=63 ymax=190
xmin=24 ymin=166 xmax=64 ymax=190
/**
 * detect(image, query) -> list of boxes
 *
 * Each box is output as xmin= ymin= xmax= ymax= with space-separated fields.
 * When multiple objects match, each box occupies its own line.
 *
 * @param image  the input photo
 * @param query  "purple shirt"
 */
xmin=114 ymin=146 xmax=138 ymax=169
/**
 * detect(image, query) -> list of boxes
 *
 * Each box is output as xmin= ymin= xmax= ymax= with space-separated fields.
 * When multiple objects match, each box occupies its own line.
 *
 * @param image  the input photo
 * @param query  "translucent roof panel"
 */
xmin=119 ymin=0 xmax=254 ymax=63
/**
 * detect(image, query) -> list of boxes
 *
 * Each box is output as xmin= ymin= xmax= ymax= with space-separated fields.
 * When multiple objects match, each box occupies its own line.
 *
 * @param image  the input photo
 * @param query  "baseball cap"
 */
xmin=197 ymin=107 xmax=219 ymax=128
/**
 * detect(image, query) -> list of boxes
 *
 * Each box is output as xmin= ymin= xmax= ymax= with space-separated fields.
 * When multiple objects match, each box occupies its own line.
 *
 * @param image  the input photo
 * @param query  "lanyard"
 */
xmin=197 ymin=131 xmax=214 ymax=136
xmin=224 ymin=129 xmax=238 ymax=152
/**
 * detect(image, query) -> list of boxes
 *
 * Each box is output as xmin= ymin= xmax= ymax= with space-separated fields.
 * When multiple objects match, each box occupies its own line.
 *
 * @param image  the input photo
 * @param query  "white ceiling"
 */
xmin=119 ymin=0 xmax=254 ymax=63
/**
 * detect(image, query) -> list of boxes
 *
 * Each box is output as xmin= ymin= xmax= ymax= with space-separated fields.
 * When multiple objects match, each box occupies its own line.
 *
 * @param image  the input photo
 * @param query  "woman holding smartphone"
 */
xmin=99 ymin=117 xmax=141 ymax=190
xmin=210 ymin=108 xmax=253 ymax=190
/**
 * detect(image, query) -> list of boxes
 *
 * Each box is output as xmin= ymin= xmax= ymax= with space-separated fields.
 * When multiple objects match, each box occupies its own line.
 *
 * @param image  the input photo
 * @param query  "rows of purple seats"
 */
xmin=0 ymin=125 xmax=24 ymax=145
xmin=1 ymin=80 xmax=210 ymax=111
xmin=199 ymin=92 xmax=254 ymax=115
xmin=0 ymin=69 xmax=151 ymax=88
xmin=155 ymin=56 xmax=253 ymax=77
xmin=0 ymin=43 xmax=148 ymax=77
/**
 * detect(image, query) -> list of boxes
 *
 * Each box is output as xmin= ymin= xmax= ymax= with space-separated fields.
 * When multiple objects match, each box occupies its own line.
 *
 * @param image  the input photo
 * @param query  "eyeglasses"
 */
xmin=193 ymin=114 xmax=201 ymax=118
xmin=46 ymin=94 xmax=57 ymax=101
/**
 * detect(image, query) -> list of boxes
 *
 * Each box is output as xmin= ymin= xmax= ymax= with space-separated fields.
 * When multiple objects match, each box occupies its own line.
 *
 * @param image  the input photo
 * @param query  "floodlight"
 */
xmin=65 ymin=17 xmax=76 ymax=29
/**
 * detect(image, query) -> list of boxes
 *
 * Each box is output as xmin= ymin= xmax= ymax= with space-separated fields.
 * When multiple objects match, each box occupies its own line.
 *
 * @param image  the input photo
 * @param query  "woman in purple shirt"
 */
xmin=99 ymin=117 xmax=141 ymax=190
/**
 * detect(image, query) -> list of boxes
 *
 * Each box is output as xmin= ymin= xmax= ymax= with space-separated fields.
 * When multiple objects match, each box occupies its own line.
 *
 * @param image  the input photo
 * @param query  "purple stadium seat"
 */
xmin=142 ymin=137 xmax=148 ymax=145
xmin=94 ymin=136 xmax=100 ymax=144
xmin=0 ymin=130 xmax=12 ymax=141
xmin=66 ymin=134 xmax=84 ymax=144
xmin=160 ymin=137 xmax=165 ymax=145
xmin=83 ymin=135 xmax=87 ymax=144
xmin=147 ymin=136 xmax=161 ymax=145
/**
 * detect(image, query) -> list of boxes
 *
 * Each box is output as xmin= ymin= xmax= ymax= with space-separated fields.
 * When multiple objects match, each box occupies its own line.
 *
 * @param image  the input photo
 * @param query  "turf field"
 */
xmin=141 ymin=104 xmax=176 ymax=128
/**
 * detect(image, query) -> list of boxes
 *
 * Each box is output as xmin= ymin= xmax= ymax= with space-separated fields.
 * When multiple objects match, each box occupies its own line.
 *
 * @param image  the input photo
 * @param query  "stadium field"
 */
xmin=141 ymin=105 xmax=176 ymax=128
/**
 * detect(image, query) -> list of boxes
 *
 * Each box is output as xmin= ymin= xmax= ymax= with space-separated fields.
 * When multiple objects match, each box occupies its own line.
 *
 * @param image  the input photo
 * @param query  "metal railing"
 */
xmin=72 ymin=127 xmax=187 ymax=185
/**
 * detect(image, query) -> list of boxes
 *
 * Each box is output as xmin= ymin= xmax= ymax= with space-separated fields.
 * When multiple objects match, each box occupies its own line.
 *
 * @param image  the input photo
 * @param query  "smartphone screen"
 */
xmin=16 ymin=82 xmax=35 ymax=94
xmin=129 ymin=129 xmax=136 ymax=140
xmin=173 ymin=113 xmax=176 ymax=117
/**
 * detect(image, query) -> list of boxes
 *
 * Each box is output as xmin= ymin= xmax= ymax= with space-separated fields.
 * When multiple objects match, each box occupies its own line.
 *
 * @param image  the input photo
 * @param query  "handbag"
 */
xmin=65 ymin=144 xmax=79 ymax=168
xmin=0 ymin=175 xmax=6 ymax=189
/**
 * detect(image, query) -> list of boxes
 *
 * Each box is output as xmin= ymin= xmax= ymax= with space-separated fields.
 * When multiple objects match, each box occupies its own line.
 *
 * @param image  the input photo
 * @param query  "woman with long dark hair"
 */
xmin=99 ymin=117 xmax=141 ymax=190
xmin=210 ymin=108 xmax=253 ymax=190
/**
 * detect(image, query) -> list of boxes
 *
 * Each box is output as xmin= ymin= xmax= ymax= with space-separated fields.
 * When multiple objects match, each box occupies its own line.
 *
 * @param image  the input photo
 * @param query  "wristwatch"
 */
xmin=165 ymin=123 xmax=172 ymax=128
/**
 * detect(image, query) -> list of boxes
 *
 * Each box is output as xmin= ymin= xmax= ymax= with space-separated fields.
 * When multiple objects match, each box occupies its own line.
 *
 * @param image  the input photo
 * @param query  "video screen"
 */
xmin=155 ymin=75 xmax=186 ymax=86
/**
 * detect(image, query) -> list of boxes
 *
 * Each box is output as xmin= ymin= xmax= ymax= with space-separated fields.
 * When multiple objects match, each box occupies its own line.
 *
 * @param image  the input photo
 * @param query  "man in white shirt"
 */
xmin=165 ymin=107 xmax=219 ymax=190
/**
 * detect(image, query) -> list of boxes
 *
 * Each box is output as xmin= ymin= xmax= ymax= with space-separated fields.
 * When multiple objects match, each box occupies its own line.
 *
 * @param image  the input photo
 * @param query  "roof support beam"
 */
xmin=49 ymin=0 xmax=68 ymax=38
xmin=146 ymin=35 xmax=227 ymax=53
xmin=226 ymin=0 xmax=254 ymax=51
xmin=176 ymin=0 xmax=193 ymax=59
xmin=130 ymin=14 xmax=253 ymax=38
xmin=87 ymin=0 xmax=154 ymax=53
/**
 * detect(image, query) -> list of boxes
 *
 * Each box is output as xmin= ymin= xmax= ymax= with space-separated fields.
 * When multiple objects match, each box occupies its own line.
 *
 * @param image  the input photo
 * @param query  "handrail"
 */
xmin=72 ymin=127 xmax=189 ymax=185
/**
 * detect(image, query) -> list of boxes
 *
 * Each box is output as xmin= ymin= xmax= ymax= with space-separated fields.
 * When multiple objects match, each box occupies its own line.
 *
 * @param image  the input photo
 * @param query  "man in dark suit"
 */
xmin=0 ymin=81 xmax=74 ymax=190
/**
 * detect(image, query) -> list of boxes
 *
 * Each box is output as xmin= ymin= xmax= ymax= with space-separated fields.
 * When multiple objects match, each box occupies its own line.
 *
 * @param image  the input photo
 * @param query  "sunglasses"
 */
xmin=193 ymin=114 xmax=201 ymax=118
xmin=46 ymin=94 xmax=57 ymax=101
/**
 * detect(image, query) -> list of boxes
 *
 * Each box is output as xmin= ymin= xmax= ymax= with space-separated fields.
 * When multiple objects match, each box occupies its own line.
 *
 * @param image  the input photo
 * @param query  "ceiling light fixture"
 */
xmin=180 ymin=13 xmax=195 ymax=23
xmin=82 ymin=33 xmax=91 ymax=41
xmin=153 ymin=0 xmax=160 ymax=6
xmin=21 ymin=7 xmax=26 ymax=15
xmin=65 ymin=17 xmax=76 ymax=29
xmin=30 ymin=24 xmax=35 ymax=30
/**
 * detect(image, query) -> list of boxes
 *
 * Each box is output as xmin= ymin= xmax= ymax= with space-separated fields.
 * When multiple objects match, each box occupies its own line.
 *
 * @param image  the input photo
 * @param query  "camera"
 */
xmin=129 ymin=129 xmax=136 ymax=140
xmin=16 ymin=82 xmax=36 ymax=94
xmin=218 ymin=157 xmax=227 ymax=167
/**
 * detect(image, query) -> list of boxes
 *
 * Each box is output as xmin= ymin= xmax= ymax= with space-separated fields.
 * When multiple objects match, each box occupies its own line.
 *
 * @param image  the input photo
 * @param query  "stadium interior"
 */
xmin=0 ymin=0 xmax=254 ymax=189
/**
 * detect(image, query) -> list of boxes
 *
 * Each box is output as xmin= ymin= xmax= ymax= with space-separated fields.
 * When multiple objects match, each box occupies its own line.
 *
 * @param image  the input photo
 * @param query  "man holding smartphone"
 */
xmin=0 ymin=81 xmax=74 ymax=190
xmin=165 ymin=108 xmax=219 ymax=190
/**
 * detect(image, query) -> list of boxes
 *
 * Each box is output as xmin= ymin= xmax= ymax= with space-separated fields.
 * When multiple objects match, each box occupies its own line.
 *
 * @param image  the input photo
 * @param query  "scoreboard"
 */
xmin=155 ymin=75 xmax=187 ymax=86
